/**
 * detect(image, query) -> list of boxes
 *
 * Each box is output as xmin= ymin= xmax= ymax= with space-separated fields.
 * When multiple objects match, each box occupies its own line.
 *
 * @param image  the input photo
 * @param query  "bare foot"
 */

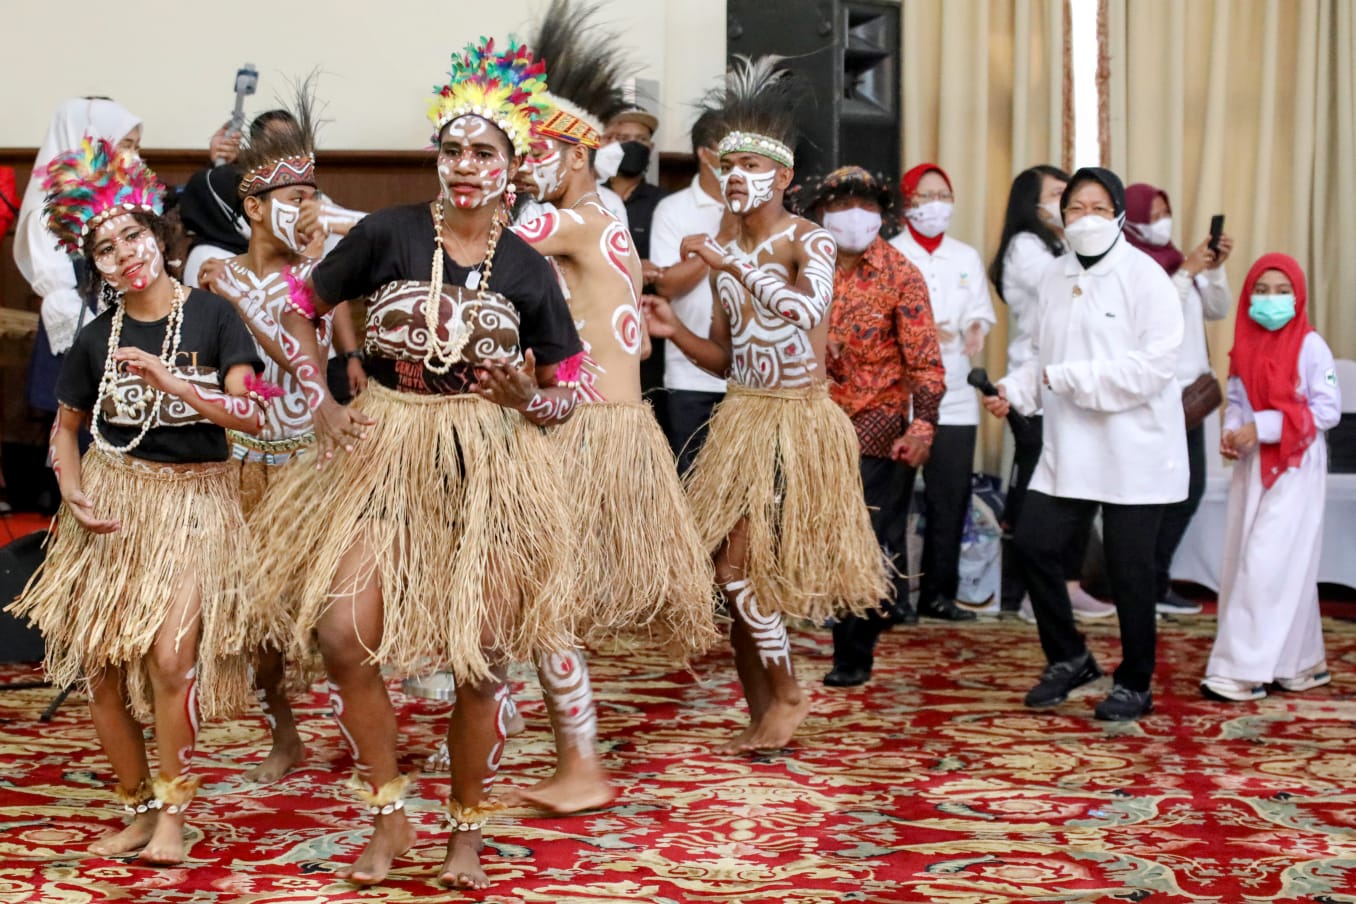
xmin=243 ymin=738 xmax=307 ymax=784
xmin=504 ymin=769 xmax=616 ymax=815
xmin=716 ymin=722 xmax=758 ymax=755
xmin=89 ymin=813 xmax=157 ymax=857
xmin=439 ymin=830 xmax=490 ymax=890
xmin=740 ymin=695 xmax=809 ymax=751
xmin=138 ymin=812 xmax=188 ymax=865
xmin=335 ymin=812 xmax=415 ymax=886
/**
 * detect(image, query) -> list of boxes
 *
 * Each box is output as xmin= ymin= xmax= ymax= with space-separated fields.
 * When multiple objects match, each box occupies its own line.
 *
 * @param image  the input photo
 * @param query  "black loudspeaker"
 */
xmin=0 ymin=530 xmax=47 ymax=662
xmin=727 ymin=0 xmax=901 ymax=185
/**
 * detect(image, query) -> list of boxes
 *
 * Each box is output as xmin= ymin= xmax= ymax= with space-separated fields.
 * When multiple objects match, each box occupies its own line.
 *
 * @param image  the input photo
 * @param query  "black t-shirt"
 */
xmin=312 ymin=202 xmax=581 ymax=392
xmin=57 ymin=289 xmax=262 ymax=463
xmin=614 ymin=180 xmax=665 ymax=260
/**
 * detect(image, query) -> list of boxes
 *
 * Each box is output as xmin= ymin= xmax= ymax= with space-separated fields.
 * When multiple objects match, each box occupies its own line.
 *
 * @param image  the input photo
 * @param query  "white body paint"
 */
xmin=719 ymin=165 xmax=778 ymax=214
xmin=724 ymin=579 xmax=791 ymax=668
xmin=536 ymin=649 xmax=598 ymax=757
xmin=268 ymin=199 xmax=307 ymax=253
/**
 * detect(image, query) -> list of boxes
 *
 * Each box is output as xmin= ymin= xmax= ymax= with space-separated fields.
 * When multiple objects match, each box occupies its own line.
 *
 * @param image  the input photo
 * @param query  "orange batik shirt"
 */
xmin=827 ymin=236 xmax=946 ymax=458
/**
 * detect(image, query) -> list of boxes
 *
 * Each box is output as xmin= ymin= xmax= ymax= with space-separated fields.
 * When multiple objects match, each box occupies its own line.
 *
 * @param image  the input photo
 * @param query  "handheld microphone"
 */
xmin=968 ymin=367 xmax=1028 ymax=429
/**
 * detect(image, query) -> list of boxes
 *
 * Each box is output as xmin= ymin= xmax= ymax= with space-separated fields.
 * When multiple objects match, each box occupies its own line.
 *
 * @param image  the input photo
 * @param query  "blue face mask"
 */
xmin=1248 ymin=293 xmax=1296 ymax=331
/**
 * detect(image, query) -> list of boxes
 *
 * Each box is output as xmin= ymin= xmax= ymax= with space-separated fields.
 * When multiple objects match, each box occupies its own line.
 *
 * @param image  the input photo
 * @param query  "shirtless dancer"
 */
xmin=505 ymin=0 xmax=717 ymax=812
xmin=201 ymin=100 xmax=336 ymax=783
xmin=646 ymin=57 xmax=887 ymax=753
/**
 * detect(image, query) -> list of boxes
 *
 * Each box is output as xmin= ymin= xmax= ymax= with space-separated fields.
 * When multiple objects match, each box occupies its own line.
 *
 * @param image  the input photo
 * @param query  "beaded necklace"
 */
xmin=423 ymin=199 xmax=504 ymax=374
xmin=92 ymin=279 xmax=187 ymax=455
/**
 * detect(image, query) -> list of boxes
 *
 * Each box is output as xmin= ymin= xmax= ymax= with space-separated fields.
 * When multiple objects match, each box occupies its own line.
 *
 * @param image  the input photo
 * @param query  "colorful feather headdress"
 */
xmin=237 ymin=76 xmax=321 ymax=198
xmin=529 ymin=0 xmax=632 ymax=149
xmin=428 ymin=37 xmax=550 ymax=157
xmin=706 ymin=55 xmax=800 ymax=168
xmin=43 ymin=137 xmax=166 ymax=255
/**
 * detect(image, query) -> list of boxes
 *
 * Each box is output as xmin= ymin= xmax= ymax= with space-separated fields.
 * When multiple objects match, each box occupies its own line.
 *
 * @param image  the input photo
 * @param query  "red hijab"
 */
xmin=1228 ymin=253 xmax=1316 ymax=487
xmin=901 ymin=163 xmax=951 ymax=254
xmin=1123 ymin=183 xmax=1184 ymax=275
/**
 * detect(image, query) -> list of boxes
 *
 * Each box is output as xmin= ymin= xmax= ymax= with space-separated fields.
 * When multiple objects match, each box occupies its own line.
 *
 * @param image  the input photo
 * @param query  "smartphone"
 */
xmin=1208 ymin=214 xmax=1225 ymax=254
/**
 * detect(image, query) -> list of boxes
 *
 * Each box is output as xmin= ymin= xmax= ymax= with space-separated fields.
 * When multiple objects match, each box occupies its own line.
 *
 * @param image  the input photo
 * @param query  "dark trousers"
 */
xmin=1014 ymin=491 xmax=1165 ymax=692
xmin=917 ymin=424 xmax=976 ymax=607
xmin=831 ymin=455 xmax=918 ymax=671
xmin=1153 ymin=423 xmax=1206 ymax=599
xmin=666 ymin=389 xmax=725 ymax=475
xmin=1001 ymin=415 xmax=1091 ymax=610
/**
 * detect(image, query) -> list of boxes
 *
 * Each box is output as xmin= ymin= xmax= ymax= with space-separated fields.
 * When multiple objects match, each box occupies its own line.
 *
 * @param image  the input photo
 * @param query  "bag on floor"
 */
xmin=957 ymin=474 xmax=1004 ymax=605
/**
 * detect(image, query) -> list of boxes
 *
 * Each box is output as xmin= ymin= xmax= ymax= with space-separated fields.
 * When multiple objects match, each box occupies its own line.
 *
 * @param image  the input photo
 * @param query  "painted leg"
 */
xmin=440 ymin=671 xmax=509 ymax=890
xmin=86 ymin=665 xmax=158 ymax=856
xmin=243 ymin=646 xmax=306 ymax=783
xmin=724 ymin=579 xmax=807 ymax=753
xmin=316 ymin=538 xmax=412 ymax=886
xmin=140 ymin=580 xmax=203 ymax=865
xmin=506 ymin=650 xmax=616 ymax=814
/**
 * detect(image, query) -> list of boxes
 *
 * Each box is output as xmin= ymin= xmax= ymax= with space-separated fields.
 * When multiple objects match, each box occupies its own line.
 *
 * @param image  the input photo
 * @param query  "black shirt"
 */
xmin=312 ymin=202 xmax=582 ymax=391
xmin=57 ymin=289 xmax=262 ymax=463
xmin=613 ymin=181 xmax=665 ymax=261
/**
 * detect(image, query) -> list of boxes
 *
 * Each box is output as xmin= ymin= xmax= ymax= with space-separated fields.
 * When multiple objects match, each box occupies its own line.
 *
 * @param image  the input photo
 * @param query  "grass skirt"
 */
xmin=7 ymin=450 xmax=253 ymax=721
xmin=683 ymin=383 xmax=889 ymax=622
xmin=248 ymin=385 xmax=576 ymax=682
xmin=553 ymin=402 xmax=718 ymax=660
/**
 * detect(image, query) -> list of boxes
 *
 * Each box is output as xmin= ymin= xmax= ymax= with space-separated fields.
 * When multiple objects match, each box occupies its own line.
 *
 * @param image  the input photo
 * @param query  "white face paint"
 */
xmin=519 ymin=147 xmax=564 ymax=202
xmin=268 ymin=198 xmax=307 ymax=253
xmin=719 ymin=164 xmax=778 ymax=214
xmin=91 ymin=212 xmax=163 ymax=294
xmin=438 ymin=115 xmax=510 ymax=210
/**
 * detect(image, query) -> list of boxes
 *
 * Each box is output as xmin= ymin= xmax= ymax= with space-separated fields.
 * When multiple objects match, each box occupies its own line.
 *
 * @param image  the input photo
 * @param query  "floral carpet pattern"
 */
xmin=1 ymin=612 xmax=1355 ymax=902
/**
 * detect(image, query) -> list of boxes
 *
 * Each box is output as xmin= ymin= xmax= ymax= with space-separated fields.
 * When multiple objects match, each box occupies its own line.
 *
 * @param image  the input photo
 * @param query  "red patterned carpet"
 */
xmin=2 ymin=609 xmax=1355 ymax=903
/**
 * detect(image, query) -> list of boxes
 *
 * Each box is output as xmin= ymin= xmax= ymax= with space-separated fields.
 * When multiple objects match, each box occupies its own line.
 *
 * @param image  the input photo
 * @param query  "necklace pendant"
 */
xmin=465 ymin=270 xmax=481 ymax=291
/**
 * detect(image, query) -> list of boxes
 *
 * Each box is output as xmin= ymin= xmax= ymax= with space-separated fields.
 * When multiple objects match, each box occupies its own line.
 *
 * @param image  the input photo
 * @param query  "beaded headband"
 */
xmin=429 ymin=37 xmax=550 ymax=157
xmin=43 ymin=137 xmax=165 ymax=255
xmin=238 ymin=155 xmax=317 ymax=198
xmin=536 ymin=93 xmax=603 ymax=149
xmin=717 ymin=130 xmax=795 ymax=168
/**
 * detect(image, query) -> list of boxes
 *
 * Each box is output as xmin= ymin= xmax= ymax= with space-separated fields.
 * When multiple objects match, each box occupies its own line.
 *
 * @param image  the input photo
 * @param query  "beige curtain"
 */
xmin=1106 ymin=0 xmax=1356 ymax=366
xmin=901 ymin=0 xmax=1067 ymax=472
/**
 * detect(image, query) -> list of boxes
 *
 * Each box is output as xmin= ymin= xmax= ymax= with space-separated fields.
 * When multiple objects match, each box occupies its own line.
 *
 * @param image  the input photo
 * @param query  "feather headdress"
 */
xmin=705 ymin=55 xmax=799 ymax=168
xmin=529 ymin=0 xmax=633 ymax=148
xmin=236 ymin=75 xmax=322 ymax=198
xmin=43 ymin=137 xmax=165 ymax=255
xmin=428 ymin=36 xmax=550 ymax=157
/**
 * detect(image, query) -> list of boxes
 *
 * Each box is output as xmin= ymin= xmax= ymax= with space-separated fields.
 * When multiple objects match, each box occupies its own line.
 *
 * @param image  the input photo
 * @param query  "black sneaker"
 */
xmin=823 ymin=666 xmax=872 ymax=687
xmin=1156 ymin=589 xmax=1202 ymax=615
xmin=1094 ymin=684 xmax=1154 ymax=721
xmin=1023 ymin=651 xmax=1101 ymax=708
xmin=918 ymin=598 xmax=978 ymax=622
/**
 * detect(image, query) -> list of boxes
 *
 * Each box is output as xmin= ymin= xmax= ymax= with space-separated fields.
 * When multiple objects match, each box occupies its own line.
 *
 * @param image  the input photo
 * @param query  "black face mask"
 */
xmin=617 ymin=141 xmax=652 ymax=177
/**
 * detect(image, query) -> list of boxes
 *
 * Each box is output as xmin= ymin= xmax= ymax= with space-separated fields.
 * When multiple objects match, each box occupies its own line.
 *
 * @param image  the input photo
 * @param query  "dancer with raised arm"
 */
xmin=645 ymin=57 xmax=887 ymax=753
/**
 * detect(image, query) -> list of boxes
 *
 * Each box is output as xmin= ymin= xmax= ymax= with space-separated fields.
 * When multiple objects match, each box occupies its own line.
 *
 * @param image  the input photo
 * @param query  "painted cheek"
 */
xmin=437 ymin=157 xmax=455 ymax=193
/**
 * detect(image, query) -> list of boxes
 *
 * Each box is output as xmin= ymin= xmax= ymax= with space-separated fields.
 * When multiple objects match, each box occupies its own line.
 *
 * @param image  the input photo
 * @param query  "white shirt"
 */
xmin=1001 ymin=231 xmax=1063 ymax=371
xmin=999 ymin=238 xmax=1188 ymax=505
xmin=890 ymin=231 xmax=996 ymax=424
xmin=1170 ymin=266 xmax=1230 ymax=384
xmin=1224 ymin=331 xmax=1341 ymax=442
xmin=651 ymin=176 xmax=728 ymax=393
xmin=597 ymin=185 xmax=630 ymax=231
xmin=184 ymin=243 xmax=236 ymax=289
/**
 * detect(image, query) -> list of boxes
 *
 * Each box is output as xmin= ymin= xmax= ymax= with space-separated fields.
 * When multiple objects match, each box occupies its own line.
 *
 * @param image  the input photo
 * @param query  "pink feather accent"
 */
xmin=244 ymin=373 xmax=284 ymax=401
xmin=555 ymin=351 xmax=585 ymax=385
xmin=282 ymin=266 xmax=320 ymax=321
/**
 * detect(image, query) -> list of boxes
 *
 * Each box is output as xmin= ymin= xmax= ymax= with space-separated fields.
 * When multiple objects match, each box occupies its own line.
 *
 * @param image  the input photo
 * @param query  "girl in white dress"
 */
xmin=1202 ymin=253 xmax=1342 ymax=702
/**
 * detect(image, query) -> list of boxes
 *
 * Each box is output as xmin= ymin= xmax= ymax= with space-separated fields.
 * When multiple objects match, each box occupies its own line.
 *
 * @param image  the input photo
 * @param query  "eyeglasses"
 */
xmin=911 ymin=191 xmax=954 ymax=204
xmin=1064 ymin=204 xmax=1117 ymax=218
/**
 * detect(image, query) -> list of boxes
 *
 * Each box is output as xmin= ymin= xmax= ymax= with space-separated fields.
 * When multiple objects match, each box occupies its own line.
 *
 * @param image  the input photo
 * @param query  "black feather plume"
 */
xmin=702 ymin=54 xmax=800 ymax=149
xmin=529 ymin=0 xmax=634 ymax=123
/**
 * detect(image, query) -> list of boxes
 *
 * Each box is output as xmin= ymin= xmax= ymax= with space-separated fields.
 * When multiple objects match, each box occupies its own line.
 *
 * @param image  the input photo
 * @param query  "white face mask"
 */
xmin=719 ymin=165 xmax=778 ymax=214
xmin=822 ymin=208 xmax=882 ymax=253
xmin=1064 ymin=213 xmax=1124 ymax=257
xmin=1039 ymin=201 xmax=1063 ymax=229
xmin=1130 ymin=217 xmax=1173 ymax=247
xmin=906 ymin=200 xmax=953 ymax=238
xmin=269 ymin=198 xmax=307 ymax=253
xmin=594 ymin=141 xmax=624 ymax=182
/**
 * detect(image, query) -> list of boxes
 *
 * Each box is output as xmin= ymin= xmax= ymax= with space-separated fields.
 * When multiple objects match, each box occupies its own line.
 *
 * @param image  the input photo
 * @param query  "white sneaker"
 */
xmin=1069 ymin=584 xmax=1117 ymax=620
xmin=1276 ymin=662 xmax=1332 ymax=692
xmin=1201 ymin=675 xmax=1266 ymax=702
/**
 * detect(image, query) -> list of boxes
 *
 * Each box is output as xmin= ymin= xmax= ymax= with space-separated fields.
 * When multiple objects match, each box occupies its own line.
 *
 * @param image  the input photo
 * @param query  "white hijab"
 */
xmin=14 ymin=98 xmax=141 ymax=352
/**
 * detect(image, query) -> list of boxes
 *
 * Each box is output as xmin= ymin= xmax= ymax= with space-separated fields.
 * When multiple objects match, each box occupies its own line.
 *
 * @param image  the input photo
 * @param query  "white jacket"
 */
xmin=999 ymin=238 xmax=1188 ymax=505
